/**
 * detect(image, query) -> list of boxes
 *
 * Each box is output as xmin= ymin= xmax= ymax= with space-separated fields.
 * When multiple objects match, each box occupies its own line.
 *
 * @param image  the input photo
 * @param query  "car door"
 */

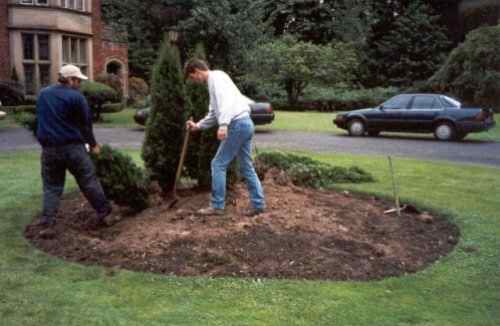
xmin=369 ymin=94 xmax=412 ymax=131
xmin=402 ymin=95 xmax=442 ymax=132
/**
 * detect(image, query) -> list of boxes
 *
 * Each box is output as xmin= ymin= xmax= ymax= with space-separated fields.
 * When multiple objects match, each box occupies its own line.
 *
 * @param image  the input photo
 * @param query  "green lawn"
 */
xmin=1 ymin=150 xmax=499 ymax=325
xmin=98 ymin=108 xmax=141 ymax=129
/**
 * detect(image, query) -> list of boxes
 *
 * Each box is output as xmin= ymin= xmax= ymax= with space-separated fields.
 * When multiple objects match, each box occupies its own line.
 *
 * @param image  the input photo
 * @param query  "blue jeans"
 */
xmin=41 ymin=143 xmax=111 ymax=224
xmin=211 ymin=117 xmax=265 ymax=210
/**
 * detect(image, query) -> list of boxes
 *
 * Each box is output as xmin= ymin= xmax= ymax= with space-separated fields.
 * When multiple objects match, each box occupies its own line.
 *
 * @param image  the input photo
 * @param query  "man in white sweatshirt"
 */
xmin=185 ymin=59 xmax=265 ymax=216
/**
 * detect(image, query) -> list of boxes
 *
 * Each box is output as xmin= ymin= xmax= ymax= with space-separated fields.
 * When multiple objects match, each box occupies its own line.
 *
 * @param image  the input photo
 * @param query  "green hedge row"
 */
xmin=0 ymin=105 xmax=36 ymax=114
xmin=272 ymin=87 xmax=400 ymax=112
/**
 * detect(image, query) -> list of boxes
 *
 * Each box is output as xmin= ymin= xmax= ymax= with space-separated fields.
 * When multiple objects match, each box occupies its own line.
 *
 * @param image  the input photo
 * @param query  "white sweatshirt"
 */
xmin=196 ymin=70 xmax=252 ymax=129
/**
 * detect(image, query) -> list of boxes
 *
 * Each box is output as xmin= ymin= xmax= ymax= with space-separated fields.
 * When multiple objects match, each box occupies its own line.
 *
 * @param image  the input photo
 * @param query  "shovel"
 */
xmin=167 ymin=120 xmax=192 ymax=209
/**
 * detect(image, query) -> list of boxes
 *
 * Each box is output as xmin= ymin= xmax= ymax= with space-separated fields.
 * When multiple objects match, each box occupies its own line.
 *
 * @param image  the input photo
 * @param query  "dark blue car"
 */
xmin=333 ymin=94 xmax=496 ymax=141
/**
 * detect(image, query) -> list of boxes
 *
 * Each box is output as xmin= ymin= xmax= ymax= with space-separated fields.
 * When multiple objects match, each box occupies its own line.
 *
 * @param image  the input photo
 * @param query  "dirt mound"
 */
xmin=25 ymin=176 xmax=459 ymax=281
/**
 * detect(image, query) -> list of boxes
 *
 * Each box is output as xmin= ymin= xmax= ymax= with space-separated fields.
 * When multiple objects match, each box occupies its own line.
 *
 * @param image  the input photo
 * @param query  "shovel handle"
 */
xmin=172 ymin=117 xmax=192 ymax=194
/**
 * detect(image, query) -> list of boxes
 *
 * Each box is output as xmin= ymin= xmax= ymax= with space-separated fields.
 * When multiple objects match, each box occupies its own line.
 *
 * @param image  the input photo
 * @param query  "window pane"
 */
xmin=411 ymin=96 xmax=436 ymax=109
xmin=37 ymin=0 xmax=48 ymax=5
xmin=62 ymin=36 xmax=69 ymax=62
xmin=60 ymin=0 xmax=66 ymax=7
xmin=38 ymin=34 xmax=50 ymax=60
xmin=69 ymin=0 xmax=75 ymax=9
xmin=24 ymin=64 xmax=35 ymax=95
xmin=40 ymin=64 xmax=51 ymax=88
xmin=22 ymin=34 xmax=34 ymax=60
xmin=21 ymin=0 xmax=34 ymax=4
xmin=383 ymin=95 xmax=411 ymax=109
xmin=77 ymin=0 xmax=83 ymax=10
xmin=79 ymin=39 xmax=87 ymax=63
xmin=71 ymin=38 xmax=78 ymax=62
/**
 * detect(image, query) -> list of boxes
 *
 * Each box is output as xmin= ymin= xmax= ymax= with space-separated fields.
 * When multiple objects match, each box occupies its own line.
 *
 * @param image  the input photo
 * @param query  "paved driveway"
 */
xmin=1 ymin=127 xmax=499 ymax=167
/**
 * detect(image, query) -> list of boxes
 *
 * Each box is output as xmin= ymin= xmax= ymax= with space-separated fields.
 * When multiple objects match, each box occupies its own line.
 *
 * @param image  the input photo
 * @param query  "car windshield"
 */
xmin=440 ymin=96 xmax=461 ymax=108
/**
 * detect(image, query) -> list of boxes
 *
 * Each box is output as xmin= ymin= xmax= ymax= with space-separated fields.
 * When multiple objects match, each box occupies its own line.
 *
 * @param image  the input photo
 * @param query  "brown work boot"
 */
xmin=244 ymin=207 xmax=265 ymax=217
xmin=197 ymin=206 xmax=225 ymax=216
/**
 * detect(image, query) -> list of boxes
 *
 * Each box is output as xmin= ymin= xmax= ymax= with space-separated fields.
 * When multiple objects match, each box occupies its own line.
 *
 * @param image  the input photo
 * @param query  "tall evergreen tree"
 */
xmin=362 ymin=0 xmax=450 ymax=87
xmin=142 ymin=37 xmax=191 ymax=193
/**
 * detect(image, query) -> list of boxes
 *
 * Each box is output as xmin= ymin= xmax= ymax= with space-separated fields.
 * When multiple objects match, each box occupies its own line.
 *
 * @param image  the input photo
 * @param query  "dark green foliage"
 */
xmin=272 ymin=87 xmax=399 ymax=112
xmin=363 ymin=0 xmax=450 ymax=87
xmin=128 ymin=77 xmax=149 ymax=104
xmin=142 ymin=38 xmax=190 ymax=193
xmin=95 ymin=73 xmax=123 ymax=100
xmin=180 ymin=0 xmax=270 ymax=77
xmin=14 ymin=112 xmax=37 ymax=136
xmin=184 ymin=44 xmax=214 ymax=187
xmin=101 ymin=102 xmax=125 ymax=114
xmin=429 ymin=24 xmax=500 ymax=112
xmin=255 ymin=152 xmax=374 ymax=188
xmin=183 ymin=44 xmax=239 ymax=188
xmin=80 ymin=81 xmax=119 ymax=121
xmin=90 ymin=145 xmax=149 ymax=211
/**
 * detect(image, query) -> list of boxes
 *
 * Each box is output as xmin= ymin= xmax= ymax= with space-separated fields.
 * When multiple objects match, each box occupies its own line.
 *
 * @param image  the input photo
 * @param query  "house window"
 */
xmin=22 ymin=33 xmax=51 ymax=95
xmin=20 ymin=0 xmax=48 ymax=5
xmin=60 ymin=0 xmax=86 ymax=11
xmin=62 ymin=36 xmax=88 ymax=76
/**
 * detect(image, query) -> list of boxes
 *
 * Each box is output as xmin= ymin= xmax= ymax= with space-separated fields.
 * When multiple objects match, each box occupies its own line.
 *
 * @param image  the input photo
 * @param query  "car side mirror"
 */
xmin=379 ymin=105 xmax=385 ymax=111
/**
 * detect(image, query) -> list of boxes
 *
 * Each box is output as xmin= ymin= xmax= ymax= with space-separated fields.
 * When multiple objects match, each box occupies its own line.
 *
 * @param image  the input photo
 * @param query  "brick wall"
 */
xmin=91 ymin=0 xmax=104 ymax=77
xmin=91 ymin=0 xmax=128 ymax=96
xmin=0 ymin=1 xmax=10 ymax=81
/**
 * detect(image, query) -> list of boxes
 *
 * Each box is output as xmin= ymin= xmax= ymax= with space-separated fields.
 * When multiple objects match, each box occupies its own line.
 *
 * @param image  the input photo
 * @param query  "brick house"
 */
xmin=0 ymin=0 xmax=128 ymax=97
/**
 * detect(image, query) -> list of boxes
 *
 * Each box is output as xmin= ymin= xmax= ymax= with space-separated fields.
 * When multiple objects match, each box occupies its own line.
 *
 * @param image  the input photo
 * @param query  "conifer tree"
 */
xmin=185 ymin=43 xmax=238 ymax=188
xmin=362 ymin=0 xmax=450 ymax=87
xmin=142 ymin=37 xmax=190 ymax=193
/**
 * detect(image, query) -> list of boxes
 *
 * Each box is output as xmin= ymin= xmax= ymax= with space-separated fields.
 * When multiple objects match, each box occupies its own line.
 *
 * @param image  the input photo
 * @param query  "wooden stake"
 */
xmin=388 ymin=156 xmax=401 ymax=217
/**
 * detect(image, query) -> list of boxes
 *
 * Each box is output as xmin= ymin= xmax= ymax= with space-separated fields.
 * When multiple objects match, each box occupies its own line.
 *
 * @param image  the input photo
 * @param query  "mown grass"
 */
xmin=0 ymin=150 xmax=499 ymax=325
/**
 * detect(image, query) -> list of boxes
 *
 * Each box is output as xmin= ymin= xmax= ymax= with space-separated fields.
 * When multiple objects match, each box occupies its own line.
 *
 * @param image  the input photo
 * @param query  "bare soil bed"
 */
xmin=25 ymin=175 xmax=459 ymax=281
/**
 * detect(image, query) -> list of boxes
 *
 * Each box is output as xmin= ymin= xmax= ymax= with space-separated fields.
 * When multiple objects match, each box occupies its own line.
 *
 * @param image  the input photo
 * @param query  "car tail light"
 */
xmin=266 ymin=104 xmax=273 ymax=113
xmin=475 ymin=110 xmax=491 ymax=121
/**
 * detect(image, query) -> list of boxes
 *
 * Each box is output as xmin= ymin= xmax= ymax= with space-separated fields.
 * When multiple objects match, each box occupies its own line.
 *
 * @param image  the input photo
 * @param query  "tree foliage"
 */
xmin=90 ymin=145 xmax=149 ymax=212
xmin=180 ymin=0 xmax=270 ymax=78
xmin=362 ymin=0 xmax=450 ymax=87
xmin=248 ymin=35 xmax=359 ymax=104
xmin=429 ymin=24 xmax=500 ymax=112
xmin=142 ymin=38 xmax=191 ymax=193
xmin=263 ymin=0 xmax=374 ymax=44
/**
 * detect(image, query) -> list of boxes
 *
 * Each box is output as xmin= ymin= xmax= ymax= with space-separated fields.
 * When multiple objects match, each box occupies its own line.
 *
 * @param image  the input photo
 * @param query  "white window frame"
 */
xmin=60 ymin=0 xmax=86 ymax=11
xmin=20 ymin=0 xmax=49 ymax=6
xmin=21 ymin=32 xmax=52 ymax=95
xmin=62 ymin=35 xmax=89 ymax=76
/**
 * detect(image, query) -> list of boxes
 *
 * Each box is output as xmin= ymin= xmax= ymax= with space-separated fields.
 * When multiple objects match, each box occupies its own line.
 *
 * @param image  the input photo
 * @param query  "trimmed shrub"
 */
xmin=429 ymin=24 xmax=500 ymax=112
xmin=129 ymin=77 xmax=149 ymax=104
xmin=80 ymin=81 xmax=119 ymax=121
xmin=184 ymin=43 xmax=235 ymax=188
xmin=0 ymin=81 xmax=25 ymax=106
xmin=90 ymin=145 xmax=149 ymax=212
xmin=96 ymin=73 xmax=123 ymax=101
xmin=142 ymin=37 xmax=191 ymax=193
xmin=14 ymin=112 xmax=37 ymax=136
xmin=101 ymin=102 xmax=125 ymax=114
xmin=273 ymin=87 xmax=400 ymax=112
xmin=0 ymin=105 xmax=36 ymax=114
xmin=255 ymin=152 xmax=374 ymax=188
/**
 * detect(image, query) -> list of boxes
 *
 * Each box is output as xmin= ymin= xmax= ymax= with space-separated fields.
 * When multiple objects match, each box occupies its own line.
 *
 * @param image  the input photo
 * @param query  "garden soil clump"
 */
xmin=25 ymin=173 xmax=459 ymax=281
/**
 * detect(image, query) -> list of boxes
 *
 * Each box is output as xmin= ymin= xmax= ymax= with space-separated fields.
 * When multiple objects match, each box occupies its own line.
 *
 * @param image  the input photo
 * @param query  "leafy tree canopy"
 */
xmin=247 ymin=35 xmax=359 ymax=104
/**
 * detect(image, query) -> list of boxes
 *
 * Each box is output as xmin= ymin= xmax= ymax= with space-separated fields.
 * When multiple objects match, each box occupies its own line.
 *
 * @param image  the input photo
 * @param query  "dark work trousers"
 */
xmin=41 ymin=143 xmax=111 ymax=224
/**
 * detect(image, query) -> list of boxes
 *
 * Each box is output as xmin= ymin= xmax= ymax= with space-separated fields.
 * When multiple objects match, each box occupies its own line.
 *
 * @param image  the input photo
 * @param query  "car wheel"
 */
xmin=434 ymin=122 xmax=456 ymax=141
xmin=368 ymin=130 xmax=380 ymax=137
xmin=348 ymin=119 xmax=366 ymax=136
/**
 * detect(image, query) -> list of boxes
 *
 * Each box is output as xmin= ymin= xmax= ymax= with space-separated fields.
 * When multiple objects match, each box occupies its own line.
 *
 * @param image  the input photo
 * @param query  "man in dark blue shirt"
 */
xmin=36 ymin=65 xmax=111 ymax=229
